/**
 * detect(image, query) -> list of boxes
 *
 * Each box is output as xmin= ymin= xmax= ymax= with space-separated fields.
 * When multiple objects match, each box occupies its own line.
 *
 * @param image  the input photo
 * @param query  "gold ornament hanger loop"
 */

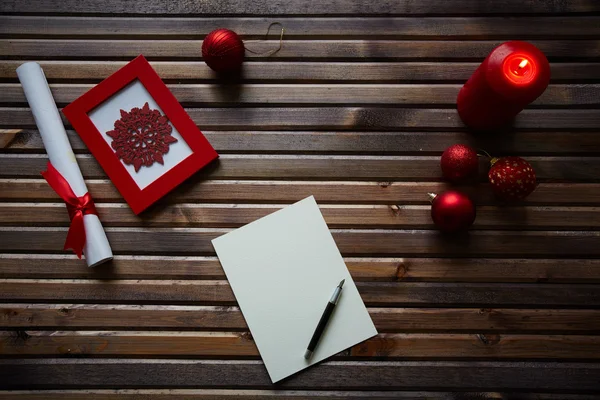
xmin=244 ymin=22 xmax=285 ymax=56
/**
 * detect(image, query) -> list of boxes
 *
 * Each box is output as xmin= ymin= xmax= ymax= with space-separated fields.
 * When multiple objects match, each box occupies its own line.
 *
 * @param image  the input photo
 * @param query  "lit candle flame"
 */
xmin=518 ymin=59 xmax=528 ymax=69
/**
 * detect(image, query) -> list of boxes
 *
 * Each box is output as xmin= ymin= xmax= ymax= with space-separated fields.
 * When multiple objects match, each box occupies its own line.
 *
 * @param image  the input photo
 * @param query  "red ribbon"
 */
xmin=41 ymin=162 xmax=98 ymax=259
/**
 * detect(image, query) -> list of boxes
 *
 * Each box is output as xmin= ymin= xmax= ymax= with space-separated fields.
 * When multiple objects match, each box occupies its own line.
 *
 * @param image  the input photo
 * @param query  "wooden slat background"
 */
xmin=1 ymin=0 xmax=599 ymax=397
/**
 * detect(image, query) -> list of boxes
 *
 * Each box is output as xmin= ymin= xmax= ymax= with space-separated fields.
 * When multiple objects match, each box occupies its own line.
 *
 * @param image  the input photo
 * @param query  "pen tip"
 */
xmin=339 ymin=279 xmax=345 ymax=287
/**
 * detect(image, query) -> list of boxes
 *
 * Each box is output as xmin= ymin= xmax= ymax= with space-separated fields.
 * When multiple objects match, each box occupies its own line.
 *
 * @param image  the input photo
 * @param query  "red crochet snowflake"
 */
xmin=106 ymin=102 xmax=177 ymax=172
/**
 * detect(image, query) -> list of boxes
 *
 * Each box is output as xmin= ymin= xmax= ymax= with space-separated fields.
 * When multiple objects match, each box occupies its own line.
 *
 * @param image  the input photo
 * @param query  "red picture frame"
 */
xmin=63 ymin=55 xmax=218 ymax=215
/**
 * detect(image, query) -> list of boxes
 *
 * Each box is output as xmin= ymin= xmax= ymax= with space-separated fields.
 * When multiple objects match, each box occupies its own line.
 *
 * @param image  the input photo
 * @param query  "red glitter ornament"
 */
xmin=440 ymin=144 xmax=479 ymax=182
xmin=107 ymin=102 xmax=177 ymax=172
xmin=429 ymin=191 xmax=476 ymax=232
xmin=488 ymin=156 xmax=536 ymax=201
xmin=202 ymin=28 xmax=245 ymax=73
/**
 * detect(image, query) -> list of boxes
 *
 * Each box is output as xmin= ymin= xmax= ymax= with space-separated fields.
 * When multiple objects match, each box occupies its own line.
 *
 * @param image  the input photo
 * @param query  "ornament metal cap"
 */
xmin=428 ymin=193 xmax=438 ymax=202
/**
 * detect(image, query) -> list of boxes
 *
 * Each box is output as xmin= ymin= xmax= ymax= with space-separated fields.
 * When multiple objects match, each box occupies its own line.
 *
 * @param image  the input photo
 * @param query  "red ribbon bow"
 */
xmin=41 ymin=162 xmax=98 ymax=259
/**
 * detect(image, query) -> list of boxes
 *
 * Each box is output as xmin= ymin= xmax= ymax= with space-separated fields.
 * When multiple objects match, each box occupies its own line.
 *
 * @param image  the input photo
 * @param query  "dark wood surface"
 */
xmin=1 ymin=0 xmax=599 ymax=397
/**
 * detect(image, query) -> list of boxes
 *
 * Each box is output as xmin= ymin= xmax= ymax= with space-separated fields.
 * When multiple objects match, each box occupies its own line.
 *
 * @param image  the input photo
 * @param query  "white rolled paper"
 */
xmin=17 ymin=62 xmax=113 ymax=267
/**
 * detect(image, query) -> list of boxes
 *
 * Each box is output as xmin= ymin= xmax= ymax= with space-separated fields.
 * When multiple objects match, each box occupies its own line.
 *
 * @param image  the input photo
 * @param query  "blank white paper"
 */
xmin=212 ymin=196 xmax=377 ymax=383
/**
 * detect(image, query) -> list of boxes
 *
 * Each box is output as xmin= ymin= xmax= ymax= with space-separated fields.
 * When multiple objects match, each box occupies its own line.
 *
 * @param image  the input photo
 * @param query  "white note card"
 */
xmin=212 ymin=196 xmax=377 ymax=383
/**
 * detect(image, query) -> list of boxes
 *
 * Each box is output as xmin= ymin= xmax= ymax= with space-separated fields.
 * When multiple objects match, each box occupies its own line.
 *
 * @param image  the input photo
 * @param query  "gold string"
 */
xmin=244 ymin=22 xmax=285 ymax=56
xmin=477 ymin=148 xmax=492 ymax=159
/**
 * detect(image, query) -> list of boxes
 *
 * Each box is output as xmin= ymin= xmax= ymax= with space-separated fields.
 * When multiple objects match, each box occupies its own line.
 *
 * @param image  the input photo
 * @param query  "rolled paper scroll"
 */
xmin=16 ymin=62 xmax=113 ymax=267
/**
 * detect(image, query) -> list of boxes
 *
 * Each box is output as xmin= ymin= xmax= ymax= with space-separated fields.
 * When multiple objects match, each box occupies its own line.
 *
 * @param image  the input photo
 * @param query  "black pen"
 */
xmin=304 ymin=279 xmax=345 ymax=359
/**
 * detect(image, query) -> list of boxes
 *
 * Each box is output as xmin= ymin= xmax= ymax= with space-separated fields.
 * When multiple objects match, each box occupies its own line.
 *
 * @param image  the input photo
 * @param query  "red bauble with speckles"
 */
xmin=429 ymin=191 xmax=476 ymax=232
xmin=202 ymin=28 xmax=245 ymax=73
xmin=440 ymin=144 xmax=479 ymax=182
xmin=488 ymin=156 xmax=536 ymax=201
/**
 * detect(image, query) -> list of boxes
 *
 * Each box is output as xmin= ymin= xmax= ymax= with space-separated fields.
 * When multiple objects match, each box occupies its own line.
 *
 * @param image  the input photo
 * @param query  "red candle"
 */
xmin=457 ymin=41 xmax=550 ymax=130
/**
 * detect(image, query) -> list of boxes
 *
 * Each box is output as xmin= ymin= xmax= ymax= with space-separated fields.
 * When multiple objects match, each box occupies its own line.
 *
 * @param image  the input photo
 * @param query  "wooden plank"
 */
xmin=1 ymin=154 xmax=599 ymax=182
xmin=387 ymin=258 xmax=600 ymax=283
xmin=2 ymin=228 xmax=600 ymax=258
xmin=3 ymin=16 xmax=600 ymax=38
xmin=2 ymin=203 xmax=599 ymax=230
xmin=1 ymin=255 xmax=599 ymax=283
xmin=1 ymin=359 xmax=599 ymax=391
xmin=5 ymin=130 xmax=600 ymax=155
xmin=3 ymin=304 xmax=600 ymax=333
xmin=1 ymin=180 xmax=599 ymax=206
xmin=350 ymin=334 xmax=600 ymax=359
xmin=4 ymin=108 xmax=600 ymax=131
xmin=0 ymin=331 xmax=260 ymax=357
xmin=2 ymin=61 xmax=598 ymax=82
xmin=1 ymin=0 xmax=598 ymax=15
xmin=0 ymin=304 xmax=250 ymax=331
xmin=3 ymin=40 xmax=600 ymax=60
xmin=0 ymin=390 xmax=597 ymax=400
xmin=0 ymin=255 xmax=230 ymax=280
xmin=3 ymin=331 xmax=600 ymax=359
xmin=0 ymin=280 xmax=599 ymax=307
xmin=4 ymin=83 xmax=600 ymax=107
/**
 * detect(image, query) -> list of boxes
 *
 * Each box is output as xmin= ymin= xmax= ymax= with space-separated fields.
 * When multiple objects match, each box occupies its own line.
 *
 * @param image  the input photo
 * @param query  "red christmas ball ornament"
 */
xmin=440 ymin=144 xmax=479 ymax=182
xmin=429 ymin=191 xmax=476 ymax=232
xmin=488 ymin=156 xmax=536 ymax=201
xmin=202 ymin=28 xmax=245 ymax=73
